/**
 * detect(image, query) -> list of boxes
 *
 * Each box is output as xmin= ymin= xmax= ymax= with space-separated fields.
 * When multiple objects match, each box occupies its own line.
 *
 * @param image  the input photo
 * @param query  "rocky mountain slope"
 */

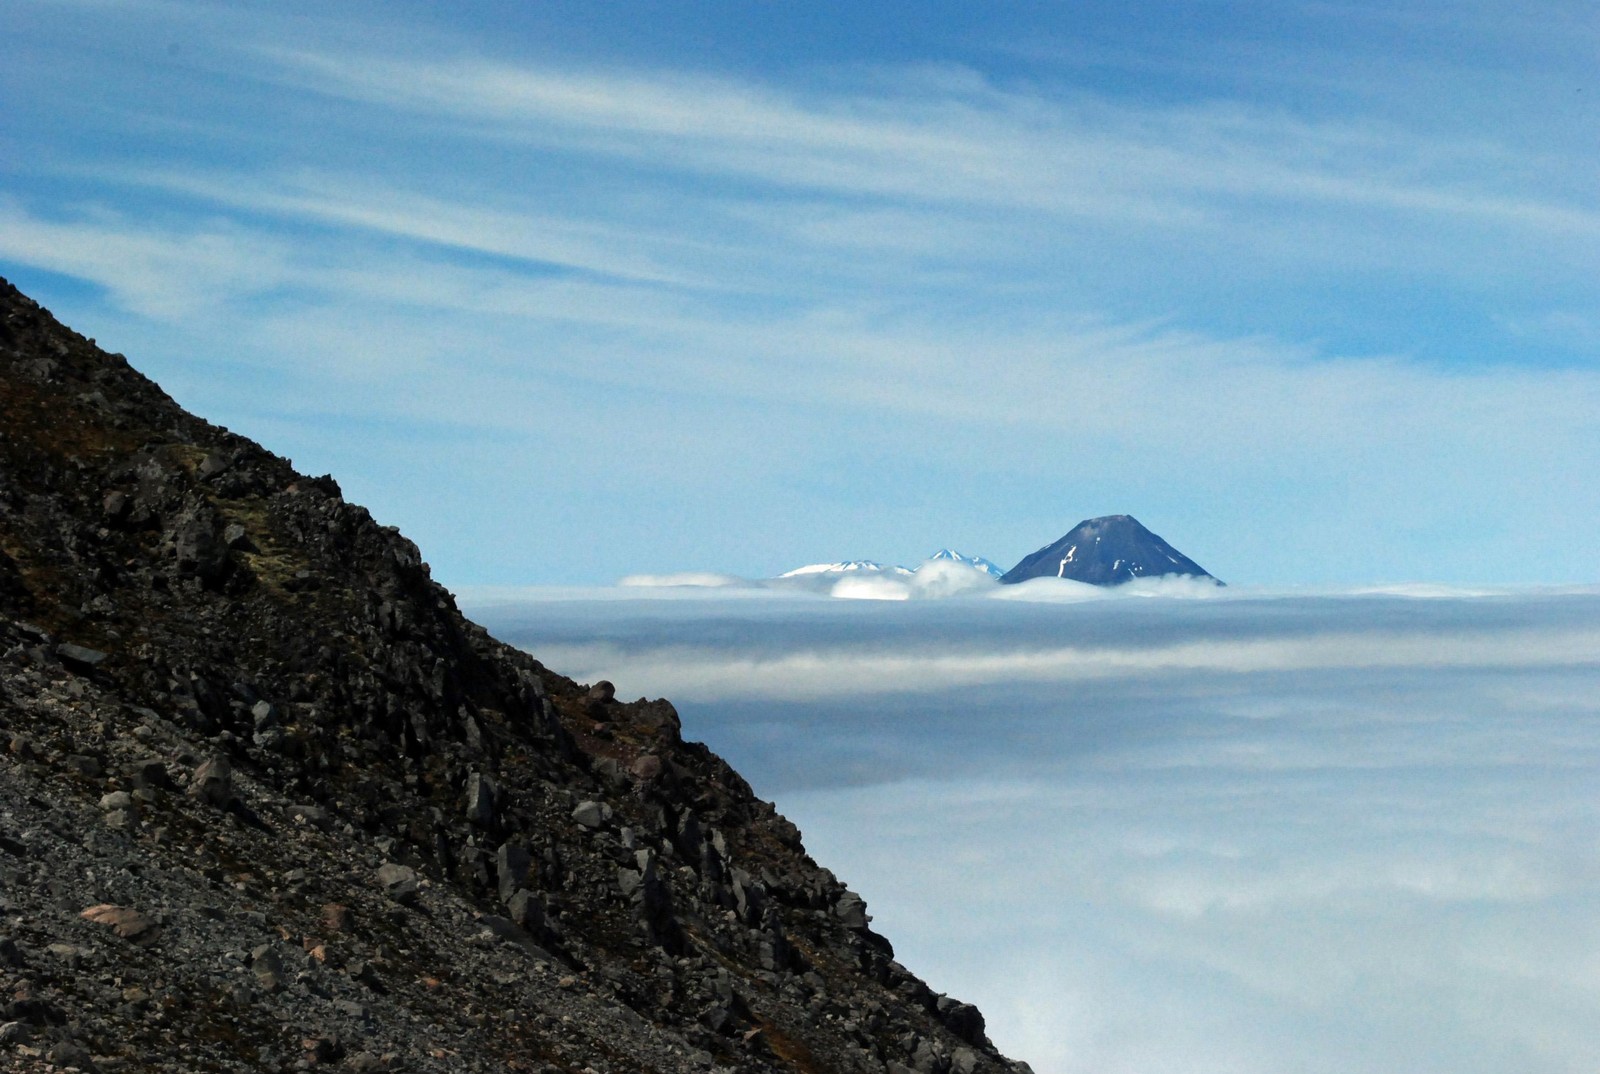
xmin=1000 ymin=515 xmax=1219 ymax=586
xmin=0 ymin=278 xmax=1028 ymax=1074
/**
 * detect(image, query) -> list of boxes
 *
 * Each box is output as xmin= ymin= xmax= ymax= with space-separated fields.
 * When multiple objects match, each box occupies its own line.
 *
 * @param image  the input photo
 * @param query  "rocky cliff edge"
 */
xmin=0 ymin=278 xmax=1027 ymax=1074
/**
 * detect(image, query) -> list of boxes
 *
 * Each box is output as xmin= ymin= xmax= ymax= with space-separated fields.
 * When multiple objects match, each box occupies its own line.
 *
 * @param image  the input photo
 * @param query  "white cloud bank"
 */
xmin=465 ymin=587 xmax=1600 ymax=1074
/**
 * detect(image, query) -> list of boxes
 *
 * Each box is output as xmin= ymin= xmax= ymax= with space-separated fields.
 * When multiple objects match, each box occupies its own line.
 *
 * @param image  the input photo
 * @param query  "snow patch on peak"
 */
xmin=780 ymin=560 xmax=913 ymax=578
xmin=924 ymin=549 xmax=1005 ymax=578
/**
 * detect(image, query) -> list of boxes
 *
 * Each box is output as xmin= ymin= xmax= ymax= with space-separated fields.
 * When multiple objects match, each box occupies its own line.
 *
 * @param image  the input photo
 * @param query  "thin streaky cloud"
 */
xmin=251 ymin=45 xmax=1600 ymax=240
xmin=7 ymin=194 xmax=1598 ymax=479
xmin=528 ymin=627 xmax=1600 ymax=703
xmin=116 ymin=168 xmax=722 ymax=290
xmin=0 ymin=198 xmax=291 ymax=320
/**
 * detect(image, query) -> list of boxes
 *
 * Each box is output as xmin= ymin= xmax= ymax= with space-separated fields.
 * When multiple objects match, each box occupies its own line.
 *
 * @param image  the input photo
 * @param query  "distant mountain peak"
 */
xmin=778 ymin=559 xmax=914 ymax=578
xmin=1000 ymin=515 xmax=1221 ymax=586
xmin=925 ymin=549 xmax=1005 ymax=578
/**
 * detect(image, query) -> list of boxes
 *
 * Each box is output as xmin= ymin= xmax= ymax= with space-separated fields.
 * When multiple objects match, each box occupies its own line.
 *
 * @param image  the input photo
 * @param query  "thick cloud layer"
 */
xmin=466 ymin=586 xmax=1600 ymax=1074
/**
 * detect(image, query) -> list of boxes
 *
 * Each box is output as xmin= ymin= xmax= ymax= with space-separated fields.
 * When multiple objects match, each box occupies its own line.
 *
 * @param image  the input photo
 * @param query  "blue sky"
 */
xmin=4 ymin=0 xmax=1597 ymax=585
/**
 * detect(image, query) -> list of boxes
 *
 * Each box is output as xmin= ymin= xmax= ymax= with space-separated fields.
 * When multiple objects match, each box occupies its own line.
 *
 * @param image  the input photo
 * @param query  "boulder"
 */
xmin=572 ymin=800 xmax=611 ymax=829
xmin=187 ymin=756 xmax=232 ymax=807
xmin=375 ymin=863 xmax=421 ymax=906
xmin=464 ymin=771 xmax=496 ymax=827
xmin=55 ymin=643 xmax=108 ymax=670
xmin=79 ymin=904 xmax=160 ymax=945
xmin=496 ymin=843 xmax=531 ymax=904
xmin=251 ymin=946 xmax=286 ymax=993
xmin=835 ymin=891 xmax=870 ymax=930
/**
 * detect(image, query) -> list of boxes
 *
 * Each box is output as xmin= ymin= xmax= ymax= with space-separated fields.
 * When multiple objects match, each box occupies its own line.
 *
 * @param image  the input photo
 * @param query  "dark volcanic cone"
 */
xmin=1000 ymin=514 xmax=1221 ymax=586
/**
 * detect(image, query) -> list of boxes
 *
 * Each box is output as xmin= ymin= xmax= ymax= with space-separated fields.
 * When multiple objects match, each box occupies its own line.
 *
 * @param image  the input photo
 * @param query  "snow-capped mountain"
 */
xmin=780 ymin=552 xmax=1003 ymax=580
xmin=1001 ymin=515 xmax=1221 ymax=586
xmin=779 ymin=560 xmax=915 ymax=578
xmin=923 ymin=549 xmax=1005 ymax=578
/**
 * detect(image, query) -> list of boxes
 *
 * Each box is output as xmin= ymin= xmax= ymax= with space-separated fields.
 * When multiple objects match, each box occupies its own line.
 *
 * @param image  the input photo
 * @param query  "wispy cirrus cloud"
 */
xmin=118 ymin=169 xmax=719 ymax=289
xmin=254 ymin=44 xmax=1600 ymax=250
xmin=0 ymin=198 xmax=292 ymax=320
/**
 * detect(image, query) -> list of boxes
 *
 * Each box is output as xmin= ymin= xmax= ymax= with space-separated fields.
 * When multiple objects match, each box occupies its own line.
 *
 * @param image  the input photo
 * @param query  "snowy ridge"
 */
xmin=780 ymin=551 xmax=1003 ymax=580
xmin=924 ymin=549 xmax=1005 ymax=578
xmin=779 ymin=560 xmax=915 ymax=578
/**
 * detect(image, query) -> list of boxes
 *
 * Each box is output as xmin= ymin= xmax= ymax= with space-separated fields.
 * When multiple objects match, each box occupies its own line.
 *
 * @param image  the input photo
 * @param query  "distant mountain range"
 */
xmin=780 ymin=519 xmax=1218 ymax=588
xmin=780 ymin=550 xmax=1002 ymax=581
xmin=779 ymin=560 xmax=914 ymax=578
xmin=926 ymin=549 xmax=1005 ymax=578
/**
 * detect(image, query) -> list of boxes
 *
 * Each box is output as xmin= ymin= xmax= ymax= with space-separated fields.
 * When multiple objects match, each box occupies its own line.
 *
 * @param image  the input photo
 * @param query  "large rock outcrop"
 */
xmin=0 ymin=277 xmax=1027 ymax=1074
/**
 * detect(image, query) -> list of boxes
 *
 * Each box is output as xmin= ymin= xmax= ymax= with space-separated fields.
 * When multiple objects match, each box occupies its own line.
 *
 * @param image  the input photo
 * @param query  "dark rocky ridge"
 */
xmin=0 ymin=278 xmax=1028 ymax=1074
xmin=1001 ymin=515 xmax=1219 ymax=586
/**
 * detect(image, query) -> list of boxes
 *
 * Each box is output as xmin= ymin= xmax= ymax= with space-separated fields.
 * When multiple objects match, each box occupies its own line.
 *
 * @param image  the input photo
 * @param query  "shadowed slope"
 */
xmin=0 ymin=278 xmax=1025 ymax=1074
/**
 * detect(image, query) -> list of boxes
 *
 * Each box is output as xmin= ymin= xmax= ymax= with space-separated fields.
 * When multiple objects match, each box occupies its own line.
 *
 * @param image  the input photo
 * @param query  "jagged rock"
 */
xmin=222 ymin=522 xmax=257 ymax=551
xmin=100 ymin=788 xmax=140 ymax=827
xmin=251 ymin=945 xmax=287 ymax=993
xmin=496 ymin=843 xmax=532 ymax=904
xmin=912 ymin=1036 xmax=950 ymax=1074
xmin=187 ymin=756 xmax=232 ymax=807
xmin=506 ymin=888 xmax=544 ymax=930
xmin=375 ymin=863 xmax=421 ymax=905
xmin=56 ymin=643 xmax=108 ymax=669
xmin=701 ymin=1005 xmax=732 ymax=1034
xmin=572 ymin=800 xmax=611 ymax=829
xmin=126 ymin=757 xmax=171 ymax=791
xmin=465 ymin=771 xmax=497 ymax=826
xmin=197 ymin=452 xmax=231 ymax=480
xmin=835 ymin=891 xmax=870 ymax=929
xmin=79 ymin=905 xmax=160 ymax=945
xmin=936 ymin=996 xmax=987 ymax=1045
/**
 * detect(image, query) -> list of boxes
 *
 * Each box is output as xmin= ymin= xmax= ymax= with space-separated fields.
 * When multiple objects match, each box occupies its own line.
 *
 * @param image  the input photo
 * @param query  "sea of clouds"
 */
xmin=461 ymin=577 xmax=1600 ymax=1074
